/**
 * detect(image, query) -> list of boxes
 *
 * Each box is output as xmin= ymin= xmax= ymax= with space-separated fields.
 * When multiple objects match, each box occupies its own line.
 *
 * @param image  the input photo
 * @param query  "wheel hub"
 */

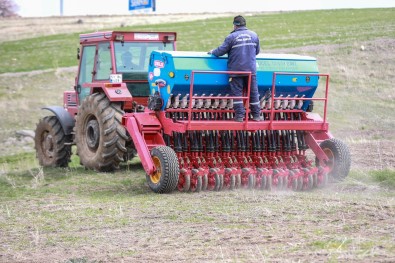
xmin=151 ymin=156 xmax=162 ymax=184
xmin=43 ymin=132 xmax=54 ymax=157
xmin=86 ymin=119 xmax=100 ymax=150
xmin=323 ymin=148 xmax=334 ymax=170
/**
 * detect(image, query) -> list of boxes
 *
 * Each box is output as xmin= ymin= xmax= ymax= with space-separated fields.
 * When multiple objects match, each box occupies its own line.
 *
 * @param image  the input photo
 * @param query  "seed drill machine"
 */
xmin=35 ymin=31 xmax=351 ymax=193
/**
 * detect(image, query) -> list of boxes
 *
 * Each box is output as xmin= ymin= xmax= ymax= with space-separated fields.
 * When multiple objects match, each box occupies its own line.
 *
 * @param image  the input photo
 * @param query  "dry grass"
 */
xmin=0 ymin=13 xmax=233 ymax=42
xmin=0 ymin=67 xmax=77 ymax=156
xmin=272 ymin=39 xmax=395 ymax=130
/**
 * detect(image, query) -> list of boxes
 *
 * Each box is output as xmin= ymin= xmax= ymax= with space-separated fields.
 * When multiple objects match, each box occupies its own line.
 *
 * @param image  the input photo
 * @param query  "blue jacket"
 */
xmin=211 ymin=27 xmax=260 ymax=73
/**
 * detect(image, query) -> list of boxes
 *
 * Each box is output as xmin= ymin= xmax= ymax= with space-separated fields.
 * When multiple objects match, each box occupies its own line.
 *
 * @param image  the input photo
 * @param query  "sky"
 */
xmin=13 ymin=0 xmax=395 ymax=17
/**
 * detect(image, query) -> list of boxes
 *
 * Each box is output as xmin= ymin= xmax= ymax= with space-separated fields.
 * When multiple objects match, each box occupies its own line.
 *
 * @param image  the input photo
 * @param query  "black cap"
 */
xmin=233 ymin=15 xmax=246 ymax=26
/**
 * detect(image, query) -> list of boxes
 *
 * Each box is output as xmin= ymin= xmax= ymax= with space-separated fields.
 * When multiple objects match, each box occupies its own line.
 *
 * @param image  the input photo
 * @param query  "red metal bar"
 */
xmin=323 ymin=75 xmax=330 ymax=124
xmin=244 ymin=73 xmax=252 ymax=129
xmin=163 ymin=71 xmax=331 ymax=133
xmin=172 ymin=120 xmax=328 ymax=131
xmin=123 ymin=116 xmax=156 ymax=175
xmin=304 ymin=132 xmax=330 ymax=162
xmin=272 ymin=72 xmax=330 ymax=128
xmin=188 ymin=70 xmax=252 ymax=129
xmin=165 ymin=108 xmax=306 ymax=114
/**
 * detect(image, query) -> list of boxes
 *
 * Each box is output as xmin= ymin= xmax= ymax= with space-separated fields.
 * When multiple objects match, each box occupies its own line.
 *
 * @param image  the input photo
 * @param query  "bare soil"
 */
xmin=345 ymin=131 xmax=395 ymax=171
xmin=1 ymin=183 xmax=394 ymax=263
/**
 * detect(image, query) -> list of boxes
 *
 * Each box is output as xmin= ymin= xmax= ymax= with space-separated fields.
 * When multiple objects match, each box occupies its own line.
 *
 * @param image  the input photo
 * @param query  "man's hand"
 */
xmin=207 ymin=50 xmax=213 ymax=55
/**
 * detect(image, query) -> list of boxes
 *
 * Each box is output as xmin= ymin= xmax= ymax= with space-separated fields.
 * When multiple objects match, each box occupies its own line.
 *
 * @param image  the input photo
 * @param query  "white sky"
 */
xmin=14 ymin=0 xmax=395 ymax=17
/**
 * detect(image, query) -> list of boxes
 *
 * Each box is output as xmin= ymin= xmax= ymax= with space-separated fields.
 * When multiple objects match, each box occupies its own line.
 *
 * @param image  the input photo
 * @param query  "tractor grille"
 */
xmin=65 ymin=92 xmax=77 ymax=107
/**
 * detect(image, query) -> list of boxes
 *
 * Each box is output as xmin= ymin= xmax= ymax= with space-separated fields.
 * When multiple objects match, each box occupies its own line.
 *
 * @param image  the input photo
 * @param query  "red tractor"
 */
xmin=35 ymin=31 xmax=351 ymax=193
xmin=35 ymin=31 xmax=176 ymax=170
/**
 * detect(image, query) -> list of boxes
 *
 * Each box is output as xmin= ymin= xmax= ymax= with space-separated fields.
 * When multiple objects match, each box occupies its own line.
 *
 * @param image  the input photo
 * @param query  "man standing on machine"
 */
xmin=209 ymin=15 xmax=262 ymax=122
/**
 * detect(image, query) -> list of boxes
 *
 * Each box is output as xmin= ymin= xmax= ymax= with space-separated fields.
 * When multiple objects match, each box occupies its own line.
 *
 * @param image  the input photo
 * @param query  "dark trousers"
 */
xmin=229 ymin=74 xmax=260 ymax=118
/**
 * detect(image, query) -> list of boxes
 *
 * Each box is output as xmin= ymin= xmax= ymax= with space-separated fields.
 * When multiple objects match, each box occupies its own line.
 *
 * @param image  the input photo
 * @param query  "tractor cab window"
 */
xmin=115 ymin=42 xmax=174 ymax=73
xmin=95 ymin=43 xmax=112 ymax=80
xmin=77 ymin=45 xmax=96 ymax=104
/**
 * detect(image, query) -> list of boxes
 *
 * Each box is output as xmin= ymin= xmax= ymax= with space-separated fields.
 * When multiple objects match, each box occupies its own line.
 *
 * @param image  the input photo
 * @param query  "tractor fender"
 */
xmin=89 ymin=83 xmax=133 ymax=102
xmin=42 ymin=106 xmax=75 ymax=135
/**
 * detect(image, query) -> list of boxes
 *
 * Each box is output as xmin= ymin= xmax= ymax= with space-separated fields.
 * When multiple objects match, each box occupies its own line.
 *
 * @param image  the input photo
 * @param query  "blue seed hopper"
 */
xmin=148 ymin=51 xmax=319 ymax=110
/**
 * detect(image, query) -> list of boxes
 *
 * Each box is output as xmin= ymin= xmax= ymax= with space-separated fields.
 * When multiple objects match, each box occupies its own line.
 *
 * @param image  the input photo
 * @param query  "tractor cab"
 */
xmin=73 ymin=31 xmax=177 ymax=113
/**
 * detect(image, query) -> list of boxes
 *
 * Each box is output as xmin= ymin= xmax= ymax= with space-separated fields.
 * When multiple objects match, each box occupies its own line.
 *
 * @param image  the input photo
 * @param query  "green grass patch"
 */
xmin=0 ymin=152 xmax=40 ymax=197
xmin=337 ymin=170 xmax=395 ymax=197
xmin=0 ymin=152 xmax=37 ymax=169
xmin=0 ymin=33 xmax=79 ymax=73
xmin=347 ymin=170 xmax=374 ymax=184
xmin=370 ymin=169 xmax=395 ymax=188
xmin=0 ymin=151 xmax=149 ymax=201
xmin=0 ymin=8 xmax=393 ymax=73
xmin=64 ymin=257 xmax=96 ymax=263
xmin=310 ymin=238 xmax=352 ymax=250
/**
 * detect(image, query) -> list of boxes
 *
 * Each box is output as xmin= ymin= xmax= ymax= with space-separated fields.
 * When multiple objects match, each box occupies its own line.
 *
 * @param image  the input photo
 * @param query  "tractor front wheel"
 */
xmin=147 ymin=146 xmax=179 ymax=193
xmin=319 ymin=138 xmax=351 ymax=181
xmin=74 ymin=93 xmax=127 ymax=172
xmin=34 ymin=116 xmax=71 ymax=167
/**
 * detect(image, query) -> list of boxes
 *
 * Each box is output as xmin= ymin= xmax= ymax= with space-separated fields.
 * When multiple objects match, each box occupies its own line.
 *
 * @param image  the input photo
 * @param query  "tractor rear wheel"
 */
xmin=147 ymin=146 xmax=180 ymax=193
xmin=319 ymin=138 xmax=351 ymax=181
xmin=35 ymin=116 xmax=71 ymax=167
xmin=74 ymin=93 xmax=127 ymax=172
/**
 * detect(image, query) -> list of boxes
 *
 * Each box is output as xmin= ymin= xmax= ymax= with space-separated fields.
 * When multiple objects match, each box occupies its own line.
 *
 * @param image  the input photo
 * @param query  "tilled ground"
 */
xmin=349 ymin=138 xmax=395 ymax=171
xmin=1 ymin=183 xmax=394 ymax=263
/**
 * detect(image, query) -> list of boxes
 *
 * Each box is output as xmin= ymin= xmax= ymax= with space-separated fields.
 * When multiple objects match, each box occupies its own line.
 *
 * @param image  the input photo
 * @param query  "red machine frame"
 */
xmin=123 ymin=71 xmax=332 ymax=177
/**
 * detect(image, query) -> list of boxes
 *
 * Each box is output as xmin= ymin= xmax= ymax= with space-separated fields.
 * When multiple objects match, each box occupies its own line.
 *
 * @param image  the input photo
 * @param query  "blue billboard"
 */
xmin=129 ymin=0 xmax=156 ymax=11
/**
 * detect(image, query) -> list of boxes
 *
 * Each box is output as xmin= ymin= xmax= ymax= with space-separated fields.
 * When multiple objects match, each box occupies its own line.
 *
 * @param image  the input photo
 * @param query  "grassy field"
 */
xmin=0 ymin=8 xmax=395 ymax=262
xmin=0 ymin=8 xmax=394 ymax=74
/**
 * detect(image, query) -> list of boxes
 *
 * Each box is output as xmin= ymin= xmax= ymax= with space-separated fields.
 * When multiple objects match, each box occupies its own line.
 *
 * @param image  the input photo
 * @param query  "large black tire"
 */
xmin=319 ymin=138 xmax=351 ymax=181
xmin=74 ymin=93 xmax=127 ymax=172
xmin=147 ymin=146 xmax=180 ymax=193
xmin=34 ymin=116 xmax=71 ymax=167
